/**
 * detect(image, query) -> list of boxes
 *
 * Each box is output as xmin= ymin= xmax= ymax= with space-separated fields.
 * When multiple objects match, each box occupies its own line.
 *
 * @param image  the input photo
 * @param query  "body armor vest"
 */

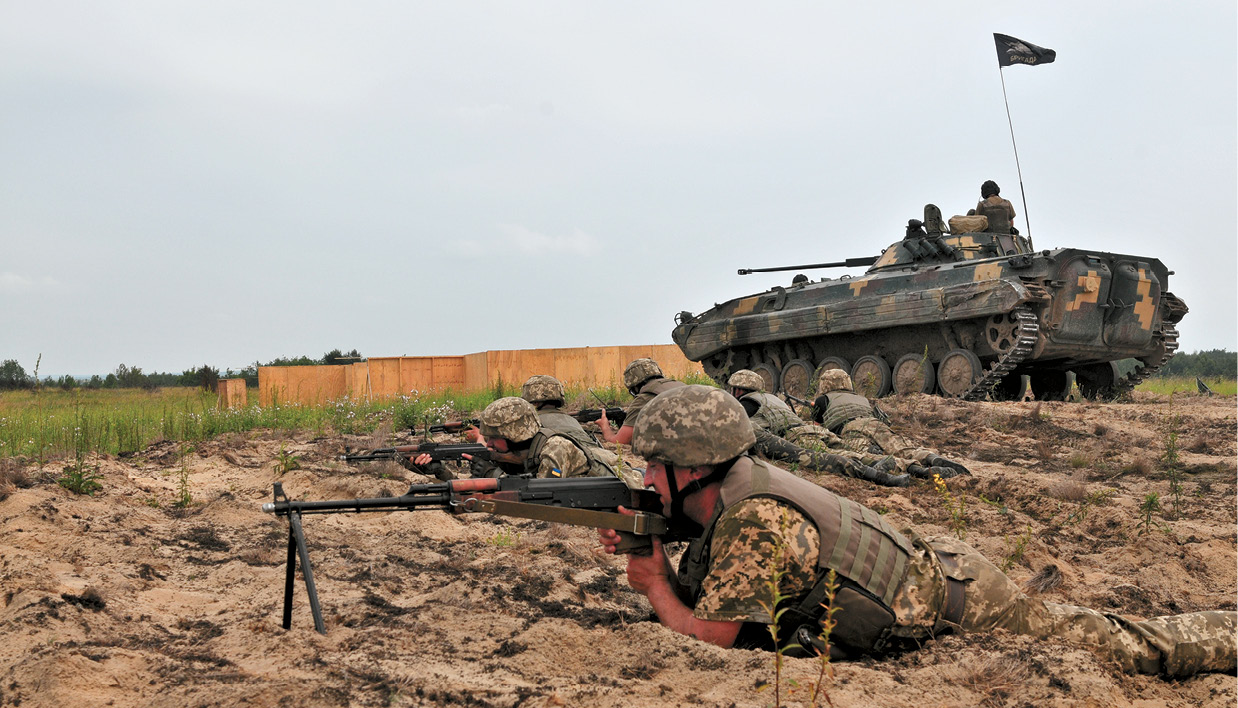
xmin=820 ymin=392 xmax=874 ymax=433
xmin=977 ymin=198 xmax=1013 ymax=234
xmin=740 ymin=392 xmax=803 ymax=436
xmin=678 ymin=456 xmax=913 ymax=652
xmin=537 ymin=409 xmax=600 ymax=449
xmin=525 ymin=430 xmax=615 ymax=478
xmin=639 ymin=377 xmax=685 ymax=398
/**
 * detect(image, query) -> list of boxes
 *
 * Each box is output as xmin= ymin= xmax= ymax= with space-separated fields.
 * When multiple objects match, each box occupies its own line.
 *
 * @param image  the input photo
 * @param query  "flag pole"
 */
xmin=998 ymin=66 xmax=1033 ymax=249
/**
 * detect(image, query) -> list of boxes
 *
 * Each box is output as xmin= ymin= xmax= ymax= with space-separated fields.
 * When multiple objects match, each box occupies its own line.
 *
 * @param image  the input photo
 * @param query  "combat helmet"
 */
xmin=726 ymin=369 xmax=765 ymax=393
xmin=817 ymin=369 xmax=854 ymax=395
xmin=479 ymin=397 xmax=540 ymax=443
xmin=633 ymin=385 xmax=756 ymax=468
xmin=623 ymin=358 xmax=664 ymax=393
xmin=521 ymin=375 xmax=565 ymax=406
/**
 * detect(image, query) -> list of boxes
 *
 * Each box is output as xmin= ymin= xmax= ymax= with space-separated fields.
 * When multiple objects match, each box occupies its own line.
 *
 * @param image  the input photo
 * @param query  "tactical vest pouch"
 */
xmin=828 ymin=586 xmax=897 ymax=653
xmin=783 ymin=579 xmax=896 ymax=656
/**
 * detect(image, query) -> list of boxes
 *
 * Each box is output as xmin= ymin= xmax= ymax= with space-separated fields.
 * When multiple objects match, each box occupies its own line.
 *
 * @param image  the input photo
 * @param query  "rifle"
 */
xmin=341 ymin=442 xmax=497 ymax=467
xmin=571 ymin=407 xmax=627 ymax=426
xmin=423 ymin=418 xmax=480 ymax=435
xmin=262 ymin=477 xmax=668 ymax=633
xmin=782 ymin=392 xmax=812 ymax=408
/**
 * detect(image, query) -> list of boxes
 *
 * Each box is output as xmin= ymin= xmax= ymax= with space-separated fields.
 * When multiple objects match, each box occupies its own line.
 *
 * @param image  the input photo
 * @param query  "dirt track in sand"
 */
xmin=0 ymin=391 xmax=1234 ymax=708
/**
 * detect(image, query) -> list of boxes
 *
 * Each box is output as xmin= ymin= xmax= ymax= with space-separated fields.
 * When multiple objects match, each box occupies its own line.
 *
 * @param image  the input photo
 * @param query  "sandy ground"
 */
xmin=0 ymin=391 xmax=1234 ymax=708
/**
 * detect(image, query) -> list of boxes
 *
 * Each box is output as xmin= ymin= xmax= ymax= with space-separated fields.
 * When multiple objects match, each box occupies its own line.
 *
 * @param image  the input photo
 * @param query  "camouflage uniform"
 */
xmin=679 ymin=455 xmax=1237 ymax=676
xmin=838 ymin=416 xmax=935 ymax=466
xmin=481 ymin=397 xmax=630 ymax=482
xmin=731 ymin=383 xmax=914 ymax=478
xmin=623 ymin=377 xmax=686 ymax=430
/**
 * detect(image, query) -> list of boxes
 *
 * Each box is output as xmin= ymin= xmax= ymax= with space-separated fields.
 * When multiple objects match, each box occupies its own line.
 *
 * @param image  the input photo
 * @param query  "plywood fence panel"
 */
xmin=217 ymin=379 xmax=248 ymax=409
xmin=395 ymin=358 xmax=434 ymax=395
xmin=463 ymin=352 xmax=489 ymax=391
xmin=431 ymin=357 xmax=466 ymax=391
xmin=553 ymin=347 xmax=591 ymax=388
xmin=257 ymin=344 xmax=705 ymax=406
xmin=367 ymin=358 xmax=403 ymax=398
xmin=259 ymin=365 xmax=347 ymax=406
xmin=347 ymin=363 xmax=369 ymax=399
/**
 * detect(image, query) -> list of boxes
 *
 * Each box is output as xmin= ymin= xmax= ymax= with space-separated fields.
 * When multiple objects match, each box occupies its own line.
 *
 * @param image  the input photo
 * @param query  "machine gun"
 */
xmin=737 ymin=256 xmax=878 ymax=276
xmin=262 ymin=477 xmax=668 ymax=633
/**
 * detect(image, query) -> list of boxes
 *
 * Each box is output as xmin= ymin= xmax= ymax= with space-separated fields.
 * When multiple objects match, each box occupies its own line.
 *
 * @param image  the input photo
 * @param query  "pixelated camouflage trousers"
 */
xmin=839 ymin=418 xmax=934 ymax=465
xmin=784 ymin=425 xmax=916 ymax=474
xmin=924 ymin=536 xmax=1237 ymax=676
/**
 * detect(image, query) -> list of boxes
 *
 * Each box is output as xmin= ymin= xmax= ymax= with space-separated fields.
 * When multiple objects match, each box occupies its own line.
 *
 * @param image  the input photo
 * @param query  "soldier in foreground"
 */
xmin=597 ymin=385 xmax=1236 ymax=676
xmin=725 ymin=369 xmax=958 ymax=483
xmin=813 ymin=369 xmax=969 ymax=477
xmin=597 ymin=358 xmax=686 ymax=446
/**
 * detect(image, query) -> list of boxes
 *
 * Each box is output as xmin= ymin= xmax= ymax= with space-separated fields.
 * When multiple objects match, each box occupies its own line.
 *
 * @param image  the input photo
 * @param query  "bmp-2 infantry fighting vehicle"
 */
xmin=671 ymin=208 xmax=1187 ymax=401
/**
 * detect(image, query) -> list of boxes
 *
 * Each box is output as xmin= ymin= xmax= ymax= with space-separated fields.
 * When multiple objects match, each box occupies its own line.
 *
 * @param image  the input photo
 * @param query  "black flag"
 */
xmin=994 ymin=33 xmax=1056 ymax=67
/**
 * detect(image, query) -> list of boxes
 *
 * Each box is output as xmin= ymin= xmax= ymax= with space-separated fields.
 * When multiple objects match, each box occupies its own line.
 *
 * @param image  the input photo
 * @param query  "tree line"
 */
xmin=2 ymin=348 xmax=1231 ymax=393
xmin=0 ymin=349 xmax=363 ymax=392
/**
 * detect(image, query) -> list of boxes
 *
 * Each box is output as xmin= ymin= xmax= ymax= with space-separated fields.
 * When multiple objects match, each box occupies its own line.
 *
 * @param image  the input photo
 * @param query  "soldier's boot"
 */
xmin=907 ymin=464 xmax=958 ymax=480
xmin=873 ymin=456 xmax=900 ymax=474
xmin=1144 ymin=611 xmax=1238 ymax=677
xmin=925 ymin=454 xmax=970 ymax=477
xmin=839 ymin=457 xmax=910 ymax=488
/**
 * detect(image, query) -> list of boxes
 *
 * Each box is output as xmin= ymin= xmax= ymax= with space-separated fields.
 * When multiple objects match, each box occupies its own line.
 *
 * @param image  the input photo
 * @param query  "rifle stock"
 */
xmin=263 ymin=476 xmax=667 ymax=633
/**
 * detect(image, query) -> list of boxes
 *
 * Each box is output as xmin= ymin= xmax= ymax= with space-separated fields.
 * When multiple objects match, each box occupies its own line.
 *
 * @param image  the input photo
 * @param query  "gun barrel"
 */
xmin=737 ymin=256 xmax=878 ymax=276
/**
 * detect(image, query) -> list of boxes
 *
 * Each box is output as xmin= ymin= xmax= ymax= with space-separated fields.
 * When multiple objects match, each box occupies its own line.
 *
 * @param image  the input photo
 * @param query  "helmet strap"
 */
xmin=664 ymin=458 xmax=736 ymax=540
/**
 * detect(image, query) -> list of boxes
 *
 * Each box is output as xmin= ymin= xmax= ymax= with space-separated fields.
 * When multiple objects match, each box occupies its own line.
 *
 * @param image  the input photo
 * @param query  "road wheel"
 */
xmin=1074 ymin=362 xmax=1120 ymax=400
xmin=851 ymin=355 xmax=892 ymax=399
xmin=892 ymin=353 xmax=936 ymax=395
xmin=937 ymin=349 xmax=983 ymax=398
xmin=1030 ymin=369 xmax=1071 ymax=401
xmin=751 ymin=363 xmax=780 ymax=394
xmin=993 ymin=372 xmax=1030 ymax=401
xmin=780 ymin=359 xmax=816 ymax=398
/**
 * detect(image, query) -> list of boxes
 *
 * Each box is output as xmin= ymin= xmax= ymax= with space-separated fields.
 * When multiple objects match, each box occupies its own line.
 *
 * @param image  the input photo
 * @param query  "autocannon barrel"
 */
xmin=737 ymin=256 xmax=878 ymax=275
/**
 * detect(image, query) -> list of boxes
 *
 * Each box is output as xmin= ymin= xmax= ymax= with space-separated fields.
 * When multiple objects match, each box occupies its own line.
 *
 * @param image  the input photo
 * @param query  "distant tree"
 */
xmin=103 ymin=373 xmax=118 ymax=388
xmin=196 ymin=364 xmax=220 ymax=392
xmin=265 ymin=355 xmax=318 ymax=367
xmin=114 ymin=364 xmax=149 ymax=389
xmin=58 ymin=375 xmax=76 ymax=390
xmin=86 ymin=375 xmax=103 ymax=389
xmin=0 ymin=360 xmax=31 ymax=390
xmin=321 ymin=348 xmax=364 ymax=365
xmin=225 ymin=364 xmax=259 ymax=387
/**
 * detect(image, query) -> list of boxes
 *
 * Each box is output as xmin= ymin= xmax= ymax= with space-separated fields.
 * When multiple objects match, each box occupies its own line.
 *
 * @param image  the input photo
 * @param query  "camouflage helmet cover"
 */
xmin=623 ymin=358 xmax=664 ymax=390
xmin=817 ymin=369 xmax=854 ymax=395
xmin=632 ymin=385 xmax=756 ymax=467
xmin=726 ymin=369 xmax=765 ymax=392
xmin=479 ymin=397 xmax=540 ymax=443
xmin=521 ymin=374 xmax=565 ymax=404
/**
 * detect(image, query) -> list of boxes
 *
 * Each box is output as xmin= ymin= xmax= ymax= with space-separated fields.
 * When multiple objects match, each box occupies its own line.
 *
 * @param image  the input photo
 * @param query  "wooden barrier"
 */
xmin=259 ymin=344 xmax=705 ymax=406
xmin=216 ymin=379 xmax=248 ymax=409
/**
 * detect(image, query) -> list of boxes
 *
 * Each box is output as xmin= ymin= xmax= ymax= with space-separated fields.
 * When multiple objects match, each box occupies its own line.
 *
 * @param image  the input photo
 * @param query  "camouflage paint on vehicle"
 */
xmin=672 ymin=227 xmax=1186 ymax=401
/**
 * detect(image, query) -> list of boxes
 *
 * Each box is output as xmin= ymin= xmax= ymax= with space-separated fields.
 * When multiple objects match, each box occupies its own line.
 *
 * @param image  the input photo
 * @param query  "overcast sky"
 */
xmin=3 ymin=1 xmax=1235 ymax=377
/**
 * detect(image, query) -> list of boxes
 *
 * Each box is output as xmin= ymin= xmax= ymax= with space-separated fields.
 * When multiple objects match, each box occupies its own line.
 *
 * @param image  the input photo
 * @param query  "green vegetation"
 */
xmin=1136 ymin=376 xmax=1236 ymax=396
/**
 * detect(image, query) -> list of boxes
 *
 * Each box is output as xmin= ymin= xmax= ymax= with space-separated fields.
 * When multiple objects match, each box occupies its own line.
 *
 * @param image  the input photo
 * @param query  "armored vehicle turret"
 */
xmin=672 ymin=209 xmax=1187 ymax=401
